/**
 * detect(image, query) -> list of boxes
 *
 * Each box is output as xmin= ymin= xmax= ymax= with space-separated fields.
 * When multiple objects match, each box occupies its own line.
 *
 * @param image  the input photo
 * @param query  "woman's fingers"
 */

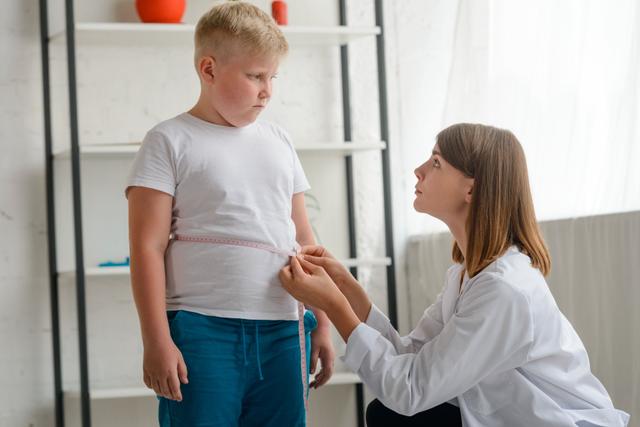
xmin=297 ymin=256 xmax=323 ymax=274
xmin=279 ymin=265 xmax=293 ymax=283
xmin=290 ymin=255 xmax=307 ymax=277
xmin=300 ymin=245 xmax=326 ymax=257
xmin=302 ymin=254 xmax=327 ymax=267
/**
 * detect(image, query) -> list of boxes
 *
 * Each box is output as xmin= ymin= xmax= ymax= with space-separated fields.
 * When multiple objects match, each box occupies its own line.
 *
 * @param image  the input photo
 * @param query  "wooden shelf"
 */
xmin=49 ymin=23 xmax=380 ymax=46
xmin=64 ymin=372 xmax=361 ymax=400
xmin=58 ymin=257 xmax=391 ymax=281
xmin=53 ymin=141 xmax=386 ymax=159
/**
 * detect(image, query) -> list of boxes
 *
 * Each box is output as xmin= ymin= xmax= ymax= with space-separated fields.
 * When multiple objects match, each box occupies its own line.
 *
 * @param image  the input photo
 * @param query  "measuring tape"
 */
xmin=172 ymin=233 xmax=310 ymax=417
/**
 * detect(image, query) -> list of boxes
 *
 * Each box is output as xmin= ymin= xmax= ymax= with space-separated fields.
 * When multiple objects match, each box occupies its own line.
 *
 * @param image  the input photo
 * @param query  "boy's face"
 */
xmin=205 ymin=51 xmax=280 ymax=127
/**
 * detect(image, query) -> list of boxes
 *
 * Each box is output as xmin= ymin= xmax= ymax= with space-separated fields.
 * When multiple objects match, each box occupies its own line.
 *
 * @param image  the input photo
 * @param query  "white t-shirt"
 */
xmin=125 ymin=112 xmax=310 ymax=320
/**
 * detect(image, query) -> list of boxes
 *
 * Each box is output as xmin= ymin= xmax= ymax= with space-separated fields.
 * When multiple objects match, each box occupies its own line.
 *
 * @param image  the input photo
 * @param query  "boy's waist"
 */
xmin=167 ymin=308 xmax=316 ymax=327
xmin=171 ymin=233 xmax=299 ymax=257
xmin=165 ymin=303 xmax=300 ymax=322
xmin=169 ymin=228 xmax=297 ymax=252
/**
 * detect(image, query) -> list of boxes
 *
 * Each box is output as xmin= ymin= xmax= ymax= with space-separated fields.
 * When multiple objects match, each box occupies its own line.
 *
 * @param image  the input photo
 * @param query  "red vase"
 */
xmin=271 ymin=1 xmax=288 ymax=25
xmin=136 ymin=0 xmax=186 ymax=24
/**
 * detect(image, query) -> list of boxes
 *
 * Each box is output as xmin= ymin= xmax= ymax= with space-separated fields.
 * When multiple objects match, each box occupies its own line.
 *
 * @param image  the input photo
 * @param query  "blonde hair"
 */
xmin=436 ymin=123 xmax=551 ymax=277
xmin=194 ymin=1 xmax=288 ymax=66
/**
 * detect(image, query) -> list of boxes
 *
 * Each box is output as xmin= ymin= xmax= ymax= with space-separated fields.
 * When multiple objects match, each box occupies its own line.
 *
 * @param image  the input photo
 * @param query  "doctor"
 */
xmin=280 ymin=123 xmax=630 ymax=427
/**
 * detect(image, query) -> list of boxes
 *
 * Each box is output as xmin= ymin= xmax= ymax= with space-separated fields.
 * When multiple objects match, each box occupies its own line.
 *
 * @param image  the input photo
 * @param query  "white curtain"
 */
xmin=397 ymin=0 xmax=640 ymax=236
xmin=392 ymin=1 xmax=640 ymax=421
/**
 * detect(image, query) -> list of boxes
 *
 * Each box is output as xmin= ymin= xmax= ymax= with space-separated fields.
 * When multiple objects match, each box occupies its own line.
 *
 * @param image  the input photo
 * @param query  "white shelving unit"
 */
xmin=41 ymin=2 xmax=396 ymax=427
xmin=52 ymin=141 xmax=387 ymax=158
xmin=49 ymin=22 xmax=380 ymax=46
xmin=58 ymin=257 xmax=392 ymax=281
xmin=63 ymin=372 xmax=362 ymax=401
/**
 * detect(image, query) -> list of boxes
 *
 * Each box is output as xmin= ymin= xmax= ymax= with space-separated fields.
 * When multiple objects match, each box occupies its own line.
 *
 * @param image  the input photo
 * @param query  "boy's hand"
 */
xmin=143 ymin=338 xmax=189 ymax=401
xmin=309 ymin=326 xmax=335 ymax=389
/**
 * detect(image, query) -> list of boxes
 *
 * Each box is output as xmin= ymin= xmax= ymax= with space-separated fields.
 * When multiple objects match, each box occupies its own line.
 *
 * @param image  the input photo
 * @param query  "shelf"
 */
xmin=58 ymin=257 xmax=391 ymax=281
xmin=341 ymin=257 xmax=392 ymax=268
xmin=324 ymin=372 xmax=361 ymax=385
xmin=64 ymin=372 xmax=361 ymax=400
xmin=65 ymin=387 xmax=156 ymax=400
xmin=53 ymin=141 xmax=387 ymax=159
xmin=49 ymin=23 xmax=380 ymax=46
xmin=296 ymin=141 xmax=387 ymax=154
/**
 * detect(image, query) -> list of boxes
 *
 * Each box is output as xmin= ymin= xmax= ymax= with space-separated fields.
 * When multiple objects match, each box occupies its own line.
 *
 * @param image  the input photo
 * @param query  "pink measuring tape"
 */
xmin=172 ymin=233 xmax=310 ymax=415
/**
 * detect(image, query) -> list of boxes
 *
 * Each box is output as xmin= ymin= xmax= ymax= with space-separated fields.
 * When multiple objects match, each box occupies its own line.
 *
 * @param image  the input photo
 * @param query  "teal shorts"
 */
xmin=158 ymin=309 xmax=317 ymax=427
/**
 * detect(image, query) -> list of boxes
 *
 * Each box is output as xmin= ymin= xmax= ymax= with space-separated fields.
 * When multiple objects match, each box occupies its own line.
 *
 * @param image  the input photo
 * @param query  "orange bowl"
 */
xmin=135 ymin=0 xmax=186 ymax=24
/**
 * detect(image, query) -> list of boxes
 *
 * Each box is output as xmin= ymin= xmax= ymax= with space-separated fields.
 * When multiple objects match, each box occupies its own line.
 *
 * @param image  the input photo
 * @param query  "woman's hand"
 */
xmin=300 ymin=245 xmax=355 ymax=289
xmin=299 ymin=246 xmax=373 ymax=323
xmin=280 ymin=255 xmax=362 ymax=342
xmin=143 ymin=338 xmax=189 ymax=401
xmin=279 ymin=255 xmax=344 ymax=312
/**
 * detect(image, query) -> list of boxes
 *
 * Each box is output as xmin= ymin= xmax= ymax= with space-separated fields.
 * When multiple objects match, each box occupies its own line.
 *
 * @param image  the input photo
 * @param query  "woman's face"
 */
xmin=413 ymin=144 xmax=474 ymax=222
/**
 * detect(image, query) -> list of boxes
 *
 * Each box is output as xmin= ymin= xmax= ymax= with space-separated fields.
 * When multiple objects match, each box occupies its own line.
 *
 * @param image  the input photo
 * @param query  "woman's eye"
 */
xmin=433 ymin=158 xmax=440 ymax=168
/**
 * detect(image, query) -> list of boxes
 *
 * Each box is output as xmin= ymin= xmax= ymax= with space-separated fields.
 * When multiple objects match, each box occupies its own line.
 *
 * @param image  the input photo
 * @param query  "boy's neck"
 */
xmin=188 ymin=100 xmax=233 ymax=127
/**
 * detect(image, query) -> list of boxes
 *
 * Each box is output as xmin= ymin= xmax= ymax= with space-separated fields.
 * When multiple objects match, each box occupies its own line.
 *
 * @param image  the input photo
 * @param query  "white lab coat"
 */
xmin=342 ymin=246 xmax=630 ymax=426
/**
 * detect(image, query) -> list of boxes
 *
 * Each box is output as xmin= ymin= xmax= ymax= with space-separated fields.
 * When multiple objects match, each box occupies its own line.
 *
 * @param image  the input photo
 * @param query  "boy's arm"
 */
xmin=128 ymin=186 xmax=187 ymax=401
xmin=292 ymin=192 xmax=335 ymax=388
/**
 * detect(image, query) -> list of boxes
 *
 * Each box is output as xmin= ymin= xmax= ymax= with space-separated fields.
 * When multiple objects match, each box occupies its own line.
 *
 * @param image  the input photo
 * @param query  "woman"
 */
xmin=279 ymin=124 xmax=629 ymax=426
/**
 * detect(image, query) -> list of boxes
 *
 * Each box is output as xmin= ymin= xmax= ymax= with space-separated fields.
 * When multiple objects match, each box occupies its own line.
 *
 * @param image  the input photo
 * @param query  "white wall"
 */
xmin=0 ymin=1 xmax=57 ymax=425
xmin=1 ymin=0 xmax=398 ymax=425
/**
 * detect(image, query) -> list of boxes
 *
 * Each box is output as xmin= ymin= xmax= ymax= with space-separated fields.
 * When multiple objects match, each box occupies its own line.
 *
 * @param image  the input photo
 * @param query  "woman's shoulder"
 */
xmin=469 ymin=246 xmax=547 ymax=301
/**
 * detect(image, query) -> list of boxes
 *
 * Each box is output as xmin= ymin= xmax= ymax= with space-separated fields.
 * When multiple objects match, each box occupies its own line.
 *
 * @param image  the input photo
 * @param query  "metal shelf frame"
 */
xmin=39 ymin=0 xmax=397 ymax=425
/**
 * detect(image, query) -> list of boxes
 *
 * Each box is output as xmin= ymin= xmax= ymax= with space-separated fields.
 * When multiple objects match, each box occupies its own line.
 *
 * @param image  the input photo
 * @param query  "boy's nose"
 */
xmin=260 ymin=82 xmax=272 ymax=99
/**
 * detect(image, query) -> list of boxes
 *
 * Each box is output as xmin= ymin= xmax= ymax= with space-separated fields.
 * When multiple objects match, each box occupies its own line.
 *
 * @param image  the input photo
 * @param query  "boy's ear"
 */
xmin=199 ymin=56 xmax=216 ymax=82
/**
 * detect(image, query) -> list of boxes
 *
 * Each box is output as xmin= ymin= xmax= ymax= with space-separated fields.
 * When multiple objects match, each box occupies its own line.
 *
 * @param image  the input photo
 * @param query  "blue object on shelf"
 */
xmin=98 ymin=257 xmax=130 ymax=267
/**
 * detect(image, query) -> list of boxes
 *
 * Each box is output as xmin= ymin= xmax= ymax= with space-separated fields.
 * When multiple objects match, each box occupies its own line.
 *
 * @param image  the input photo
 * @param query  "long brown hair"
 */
xmin=437 ymin=123 xmax=550 ymax=277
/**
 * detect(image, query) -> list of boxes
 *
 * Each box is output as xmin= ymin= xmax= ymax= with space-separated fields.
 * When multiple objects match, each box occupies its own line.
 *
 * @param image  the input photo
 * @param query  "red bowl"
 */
xmin=135 ymin=0 xmax=186 ymax=24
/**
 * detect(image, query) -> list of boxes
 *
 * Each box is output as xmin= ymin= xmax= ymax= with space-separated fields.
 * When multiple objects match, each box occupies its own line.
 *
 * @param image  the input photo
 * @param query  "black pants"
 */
xmin=366 ymin=399 xmax=462 ymax=427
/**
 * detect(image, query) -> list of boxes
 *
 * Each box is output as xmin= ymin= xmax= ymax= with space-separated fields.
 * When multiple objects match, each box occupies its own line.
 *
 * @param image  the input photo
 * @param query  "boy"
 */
xmin=125 ymin=2 xmax=334 ymax=425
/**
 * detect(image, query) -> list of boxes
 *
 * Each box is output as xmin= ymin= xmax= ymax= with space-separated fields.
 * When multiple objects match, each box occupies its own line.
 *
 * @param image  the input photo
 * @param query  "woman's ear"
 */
xmin=464 ymin=179 xmax=474 ymax=204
